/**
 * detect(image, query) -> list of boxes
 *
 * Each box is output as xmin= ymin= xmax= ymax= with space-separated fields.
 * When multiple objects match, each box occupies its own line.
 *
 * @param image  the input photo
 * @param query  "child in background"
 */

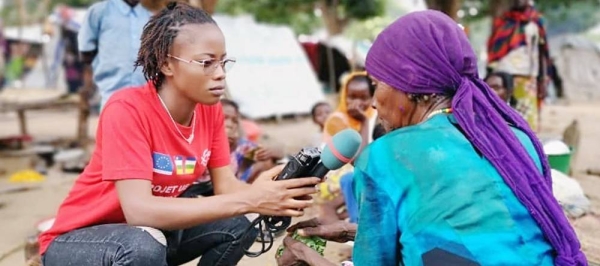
xmin=310 ymin=102 xmax=332 ymax=148
xmin=222 ymin=99 xmax=276 ymax=183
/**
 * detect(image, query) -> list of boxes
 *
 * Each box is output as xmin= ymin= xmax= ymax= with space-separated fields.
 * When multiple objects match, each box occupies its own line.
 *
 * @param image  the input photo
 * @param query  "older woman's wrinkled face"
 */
xmin=370 ymin=77 xmax=415 ymax=132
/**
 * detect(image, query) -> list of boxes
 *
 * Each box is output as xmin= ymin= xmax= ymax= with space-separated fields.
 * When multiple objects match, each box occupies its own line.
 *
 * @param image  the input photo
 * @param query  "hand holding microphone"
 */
xmin=274 ymin=128 xmax=363 ymax=182
xmin=244 ymin=128 xmax=363 ymax=217
xmin=265 ymin=128 xmax=362 ymax=226
xmin=246 ymin=165 xmax=320 ymax=217
xmin=243 ymin=129 xmax=363 ymax=257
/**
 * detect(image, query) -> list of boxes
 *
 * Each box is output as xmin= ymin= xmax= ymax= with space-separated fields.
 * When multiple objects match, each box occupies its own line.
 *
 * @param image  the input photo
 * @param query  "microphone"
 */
xmin=312 ymin=128 xmax=363 ymax=178
xmin=244 ymin=129 xmax=362 ymax=257
xmin=274 ymin=128 xmax=363 ymax=181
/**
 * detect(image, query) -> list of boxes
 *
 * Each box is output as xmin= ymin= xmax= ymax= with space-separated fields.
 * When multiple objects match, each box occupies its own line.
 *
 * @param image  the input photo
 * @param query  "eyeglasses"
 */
xmin=167 ymin=54 xmax=236 ymax=75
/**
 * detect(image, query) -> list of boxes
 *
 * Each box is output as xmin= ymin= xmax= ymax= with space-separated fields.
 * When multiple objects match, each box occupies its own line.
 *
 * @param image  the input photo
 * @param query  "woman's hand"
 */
xmin=255 ymin=145 xmax=285 ymax=161
xmin=287 ymin=218 xmax=357 ymax=243
xmin=254 ymin=146 xmax=274 ymax=161
xmin=277 ymin=236 xmax=336 ymax=266
xmin=244 ymin=165 xmax=321 ymax=217
xmin=347 ymin=102 xmax=367 ymax=122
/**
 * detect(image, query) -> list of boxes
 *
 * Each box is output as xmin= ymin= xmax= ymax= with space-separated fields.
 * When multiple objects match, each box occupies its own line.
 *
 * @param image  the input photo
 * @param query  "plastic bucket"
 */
xmin=547 ymin=152 xmax=572 ymax=174
xmin=543 ymin=140 xmax=572 ymax=175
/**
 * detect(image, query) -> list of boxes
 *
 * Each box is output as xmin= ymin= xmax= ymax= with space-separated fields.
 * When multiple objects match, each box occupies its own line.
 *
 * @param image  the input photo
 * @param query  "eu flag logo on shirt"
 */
xmin=152 ymin=152 xmax=173 ymax=175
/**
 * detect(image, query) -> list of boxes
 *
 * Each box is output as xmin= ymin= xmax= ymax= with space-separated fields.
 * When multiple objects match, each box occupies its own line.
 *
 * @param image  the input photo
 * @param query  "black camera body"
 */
xmin=246 ymin=147 xmax=332 ymax=257
xmin=274 ymin=147 xmax=322 ymax=181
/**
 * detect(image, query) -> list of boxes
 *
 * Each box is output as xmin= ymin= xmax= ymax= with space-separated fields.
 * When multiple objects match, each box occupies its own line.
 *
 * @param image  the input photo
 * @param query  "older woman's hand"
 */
xmin=277 ymin=236 xmax=336 ymax=266
xmin=287 ymin=218 xmax=357 ymax=243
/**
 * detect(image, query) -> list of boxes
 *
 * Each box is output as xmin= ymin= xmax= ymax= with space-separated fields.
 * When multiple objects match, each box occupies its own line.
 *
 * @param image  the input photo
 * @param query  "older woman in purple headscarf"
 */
xmin=277 ymin=10 xmax=586 ymax=266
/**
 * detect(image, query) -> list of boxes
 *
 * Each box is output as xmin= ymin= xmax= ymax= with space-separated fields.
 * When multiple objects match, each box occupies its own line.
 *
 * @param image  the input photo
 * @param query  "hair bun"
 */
xmin=166 ymin=1 xmax=177 ymax=10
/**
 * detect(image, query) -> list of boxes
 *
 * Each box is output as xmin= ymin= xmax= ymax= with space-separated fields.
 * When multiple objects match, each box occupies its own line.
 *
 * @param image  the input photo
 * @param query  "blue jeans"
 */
xmin=340 ymin=172 xmax=359 ymax=223
xmin=43 ymin=184 xmax=257 ymax=266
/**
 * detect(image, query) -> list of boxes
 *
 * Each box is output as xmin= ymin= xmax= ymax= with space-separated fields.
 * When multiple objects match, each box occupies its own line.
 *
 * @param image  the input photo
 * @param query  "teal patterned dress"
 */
xmin=352 ymin=114 xmax=555 ymax=265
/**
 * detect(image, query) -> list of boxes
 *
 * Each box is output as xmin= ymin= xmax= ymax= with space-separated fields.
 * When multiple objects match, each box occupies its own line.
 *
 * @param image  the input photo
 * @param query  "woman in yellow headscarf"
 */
xmin=323 ymin=71 xmax=377 ymax=144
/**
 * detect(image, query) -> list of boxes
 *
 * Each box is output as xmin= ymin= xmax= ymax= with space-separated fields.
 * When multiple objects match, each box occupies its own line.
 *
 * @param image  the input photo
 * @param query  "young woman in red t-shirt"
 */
xmin=40 ymin=2 xmax=319 ymax=265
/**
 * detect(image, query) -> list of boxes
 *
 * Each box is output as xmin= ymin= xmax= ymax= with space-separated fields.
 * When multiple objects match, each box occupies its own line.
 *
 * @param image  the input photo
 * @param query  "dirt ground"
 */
xmin=1 ymin=99 xmax=600 ymax=265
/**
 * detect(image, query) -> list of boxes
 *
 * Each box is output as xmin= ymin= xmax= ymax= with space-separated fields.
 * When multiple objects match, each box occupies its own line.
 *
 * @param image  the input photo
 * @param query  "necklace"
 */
xmin=426 ymin=107 xmax=452 ymax=120
xmin=157 ymin=94 xmax=195 ymax=144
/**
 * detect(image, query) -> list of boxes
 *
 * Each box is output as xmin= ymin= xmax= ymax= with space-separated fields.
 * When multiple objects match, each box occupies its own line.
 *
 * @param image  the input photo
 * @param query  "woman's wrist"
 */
xmin=226 ymin=190 xmax=255 ymax=215
xmin=344 ymin=223 xmax=358 ymax=241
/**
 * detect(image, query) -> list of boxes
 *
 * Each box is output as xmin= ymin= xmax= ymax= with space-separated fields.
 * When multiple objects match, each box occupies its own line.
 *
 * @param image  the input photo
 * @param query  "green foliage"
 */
xmin=344 ymin=0 xmax=407 ymax=40
xmin=216 ymin=0 xmax=383 ymax=34
xmin=341 ymin=0 xmax=384 ymax=20
xmin=216 ymin=0 xmax=318 ymax=34
xmin=50 ymin=0 xmax=97 ymax=7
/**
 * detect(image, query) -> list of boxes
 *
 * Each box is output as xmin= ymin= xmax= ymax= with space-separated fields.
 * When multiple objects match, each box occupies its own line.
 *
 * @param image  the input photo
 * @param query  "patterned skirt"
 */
xmin=512 ymin=75 xmax=539 ymax=132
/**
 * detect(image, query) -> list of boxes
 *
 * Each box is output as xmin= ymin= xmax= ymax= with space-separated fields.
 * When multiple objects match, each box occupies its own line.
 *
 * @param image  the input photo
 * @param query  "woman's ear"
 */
xmin=160 ymin=61 xmax=174 ymax=77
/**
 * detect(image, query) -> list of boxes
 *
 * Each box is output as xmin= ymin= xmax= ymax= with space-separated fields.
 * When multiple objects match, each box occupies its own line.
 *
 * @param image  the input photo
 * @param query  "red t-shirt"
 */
xmin=38 ymin=83 xmax=230 ymax=254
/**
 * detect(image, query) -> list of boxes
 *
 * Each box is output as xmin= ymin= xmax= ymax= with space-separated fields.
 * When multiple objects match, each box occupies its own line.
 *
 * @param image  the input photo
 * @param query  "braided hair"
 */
xmin=134 ymin=1 xmax=216 ymax=89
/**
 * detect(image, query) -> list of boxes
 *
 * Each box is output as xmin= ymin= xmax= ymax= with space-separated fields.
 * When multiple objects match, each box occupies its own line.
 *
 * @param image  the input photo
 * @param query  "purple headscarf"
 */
xmin=366 ymin=10 xmax=586 ymax=265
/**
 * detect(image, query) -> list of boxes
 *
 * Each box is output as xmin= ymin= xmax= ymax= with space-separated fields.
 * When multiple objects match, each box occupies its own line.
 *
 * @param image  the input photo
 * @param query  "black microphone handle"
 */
xmin=311 ymin=162 xmax=330 ymax=180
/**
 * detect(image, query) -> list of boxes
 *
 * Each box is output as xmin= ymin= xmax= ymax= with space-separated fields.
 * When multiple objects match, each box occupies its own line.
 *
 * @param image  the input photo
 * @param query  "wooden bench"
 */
xmin=0 ymin=88 xmax=84 ymax=142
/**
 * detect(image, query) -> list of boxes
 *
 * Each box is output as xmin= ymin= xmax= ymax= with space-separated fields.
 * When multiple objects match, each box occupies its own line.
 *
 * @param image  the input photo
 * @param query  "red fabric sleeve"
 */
xmin=100 ymin=101 xmax=153 ymax=181
xmin=208 ymin=104 xmax=231 ymax=168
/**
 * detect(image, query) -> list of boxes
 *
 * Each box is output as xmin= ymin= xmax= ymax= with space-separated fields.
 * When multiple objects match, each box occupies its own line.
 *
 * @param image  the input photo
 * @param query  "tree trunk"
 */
xmin=424 ymin=0 xmax=462 ymax=21
xmin=33 ymin=0 xmax=51 ymax=23
xmin=17 ymin=0 xmax=27 ymax=28
xmin=317 ymin=0 xmax=347 ymax=36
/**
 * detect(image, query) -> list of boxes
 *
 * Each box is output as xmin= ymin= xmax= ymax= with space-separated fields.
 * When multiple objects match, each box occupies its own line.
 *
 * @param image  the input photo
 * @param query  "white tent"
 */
xmin=3 ymin=24 xmax=49 ymax=44
xmin=213 ymin=15 xmax=326 ymax=119
xmin=549 ymin=34 xmax=600 ymax=101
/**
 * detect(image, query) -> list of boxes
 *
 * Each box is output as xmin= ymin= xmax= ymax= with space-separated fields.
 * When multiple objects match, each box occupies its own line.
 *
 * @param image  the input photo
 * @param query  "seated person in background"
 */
xmin=323 ymin=71 xmax=376 ymax=145
xmin=485 ymin=71 xmax=517 ymax=107
xmin=226 ymin=100 xmax=286 ymax=164
xmin=310 ymin=101 xmax=332 ymax=147
xmin=193 ymin=99 xmax=283 ymax=189
xmin=221 ymin=99 xmax=275 ymax=183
